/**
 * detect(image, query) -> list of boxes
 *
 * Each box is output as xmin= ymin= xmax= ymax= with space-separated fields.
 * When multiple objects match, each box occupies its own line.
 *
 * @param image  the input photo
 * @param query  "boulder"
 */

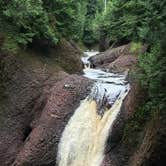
xmin=11 ymin=75 xmax=92 ymax=166
xmin=0 ymin=39 xmax=88 ymax=166
xmin=89 ymin=44 xmax=131 ymax=68
xmin=0 ymin=52 xmax=66 ymax=166
xmin=89 ymin=43 xmax=147 ymax=69
xmin=107 ymin=55 xmax=138 ymax=73
xmin=29 ymin=38 xmax=83 ymax=73
xmin=53 ymin=39 xmax=83 ymax=73
xmin=101 ymin=82 xmax=146 ymax=166
xmin=123 ymin=82 xmax=146 ymax=118
xmin=93 ymin=43 xmax=147 ymax=166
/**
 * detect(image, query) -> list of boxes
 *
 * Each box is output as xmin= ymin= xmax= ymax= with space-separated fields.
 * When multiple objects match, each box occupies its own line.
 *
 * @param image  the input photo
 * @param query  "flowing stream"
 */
xmin=57 ymin=51 xmax=130 ymax=166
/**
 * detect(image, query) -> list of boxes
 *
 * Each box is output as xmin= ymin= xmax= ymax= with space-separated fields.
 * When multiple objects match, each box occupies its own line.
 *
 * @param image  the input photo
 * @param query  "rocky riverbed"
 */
xmin=1 ymin=42 xmax=164 ymax=166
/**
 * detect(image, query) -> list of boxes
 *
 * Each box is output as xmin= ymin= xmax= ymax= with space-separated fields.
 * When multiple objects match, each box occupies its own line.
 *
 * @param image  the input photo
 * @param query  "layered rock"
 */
xmin=107 ymin=55 xmax=138 ymax=73
xmin=89 ymin=43 xmax=147 ymax=71
xmin=1 ymin=40 xmax=162 ymax=166
xmin=89 ymin=44 xmax=131 ymax=68
xmin=29 ymin=38 xmax=83 ymax=73
xmin=0 ymin=40 xmax=87 ymax=166
xmin=92 ymin=44 xmax=147 ymax=166
xmin=99 ymin=43 xmax=165 ymax=166
xmin=11 ymin=75 xmax=92 ymax=166
xmin=53 ymin=39 xmax=83 ymax=73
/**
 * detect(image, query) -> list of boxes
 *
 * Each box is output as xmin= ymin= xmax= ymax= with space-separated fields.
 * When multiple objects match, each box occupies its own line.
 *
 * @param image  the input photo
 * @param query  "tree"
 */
xmin=82 ymin=0 xmax=101 ymax=46
xmin=0 ymin=0 xmax=87 ymax=52
xmin=94 ymin=0 xmax=166 ymax=110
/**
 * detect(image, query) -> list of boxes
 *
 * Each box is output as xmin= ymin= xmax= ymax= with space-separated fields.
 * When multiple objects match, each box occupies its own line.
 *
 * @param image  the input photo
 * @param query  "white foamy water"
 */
xmin=57 ymin=51 xmax=130 ymax=166
xmin=81 ymin=51 xmax=99 ymax=68
xmin=83 ymin=68 xmax=127 ymax=85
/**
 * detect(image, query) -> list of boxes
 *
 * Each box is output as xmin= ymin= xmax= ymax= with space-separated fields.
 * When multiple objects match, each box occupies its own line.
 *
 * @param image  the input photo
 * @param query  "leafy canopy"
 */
xmin=0 ymin=0 xmax=88 ymax=52
xmin=93 ymin=0 xmax=166 ymax=111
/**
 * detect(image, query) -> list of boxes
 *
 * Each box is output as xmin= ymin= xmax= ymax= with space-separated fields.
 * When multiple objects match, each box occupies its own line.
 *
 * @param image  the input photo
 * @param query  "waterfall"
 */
xmin=57 ymin=51 xmax=130 ymax=166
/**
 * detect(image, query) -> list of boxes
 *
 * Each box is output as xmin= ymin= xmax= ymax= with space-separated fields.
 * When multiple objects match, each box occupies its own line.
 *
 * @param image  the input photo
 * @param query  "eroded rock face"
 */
xmin=99 ymin=43 xmax=165 ymax=166
xmin=0 ymin=53 xmax=67 ymax=166
xmin=53 ymin=39 xmax=83 ymax=73
xmin=89 ymin=43 xmax=147 ymax=70
xmin=98 ymin=44 xmax=147 ymax=166
xmin=0 ymin=42 xmax=150 ymax=166
xmin=107 ymin=55 xmax=138 ymax=73
xmin=0 ymin=68 xmax=69 ymax=166
xmin=11 ymin=75 xmax=93 ymax=166
xmin=101 ymin=82 xmax=145 ymax=165
xmin=0 ymin=39 xmax=87 ymax=166
xmin=123 ymin=82 xmax=146 ymax=118
xmin=89 ymin=44 xmax=131 ymax=68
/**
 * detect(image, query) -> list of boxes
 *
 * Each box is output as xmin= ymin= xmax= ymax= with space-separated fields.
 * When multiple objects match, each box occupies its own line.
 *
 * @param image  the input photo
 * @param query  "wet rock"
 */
xmin=101 ymin=48 xmax=147 ymax=166
xmin=101 ymin=153 xmax=118 ymax=166
xmin=11 ymin=75 xmax=93 ymax=166
xmin=123 ymin=82 xmax=146 ymax=119
xmin=0 ymin=67 xmax=68 ymax=166
xmin=105 ymin=108 xmax=126 ymax=152
xmin=107 ymin=55 xmax=138 ymax=73
xmin=104 ymin=82 xmax=145 ymax=153
xmin=53 ymin=39 xmax=83 ymax=73
xmin=89 ymin=44 xmax=131 ymax=68
xmin=89 ymin=43 xmax=147 ymax=69
xmin=102 ymin=80 xmax=147 ymax=166
xmin=0 ymin=39 xmax=87 ymax=166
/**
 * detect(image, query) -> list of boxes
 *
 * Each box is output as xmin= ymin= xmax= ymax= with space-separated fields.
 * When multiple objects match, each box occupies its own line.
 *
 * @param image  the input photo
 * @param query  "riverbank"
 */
xmin=0 ymin=41 xmax=165 ymax=166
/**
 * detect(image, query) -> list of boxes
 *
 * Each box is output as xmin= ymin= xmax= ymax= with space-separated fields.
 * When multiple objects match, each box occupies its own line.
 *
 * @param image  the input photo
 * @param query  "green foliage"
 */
xmin=82 ymin=0 xmax=103 ymax=46
xmin=0 ymin=0 xmax=58 ymax=51
xmin=95 ymin=0 xmax=166 ymax=43
xmin=130 ymin=42 xmax=142 ymax=53
xmin=95 ymin=0 xmax=140 ymax=41
xmin=0 ymin=0 xmax=88 ymax=52
xmin=43 ymin=0 xmax=87 ymax=41
xmin=93 ymin=0 xmax=166 ymax=112
xmin=2 ymin=36 xmax=18 ymax=53
xmin=138 ymin=43 xmax=166 ymax=110
xmin=0 ymin=0 xmax=165 ymax=113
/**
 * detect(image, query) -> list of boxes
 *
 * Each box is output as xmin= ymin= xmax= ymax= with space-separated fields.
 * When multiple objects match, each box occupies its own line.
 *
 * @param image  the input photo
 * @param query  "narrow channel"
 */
xmin=57 ymin=51 xmax=130 ymax=166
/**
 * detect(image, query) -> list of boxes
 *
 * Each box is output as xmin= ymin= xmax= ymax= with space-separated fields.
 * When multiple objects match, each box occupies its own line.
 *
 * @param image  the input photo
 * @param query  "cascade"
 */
xmin=57 ymin=51 xmax=130 ymax=166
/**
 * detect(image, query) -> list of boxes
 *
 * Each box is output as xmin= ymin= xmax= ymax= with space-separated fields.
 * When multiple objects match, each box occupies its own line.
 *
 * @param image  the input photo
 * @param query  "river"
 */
xmin=57 ymin=51 xmax=130 ymax=166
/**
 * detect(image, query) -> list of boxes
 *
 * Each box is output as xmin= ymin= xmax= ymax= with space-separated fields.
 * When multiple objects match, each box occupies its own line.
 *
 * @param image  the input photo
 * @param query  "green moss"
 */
xmin=77 ymin=41 xmax=87 ymax=51
xmin=18 ymin=49 xmax=62 ymax=73
xmin=1 ymin=36 xmax=19 ymax=54
xmin=130 ymin=42 xmax=143 ymax=54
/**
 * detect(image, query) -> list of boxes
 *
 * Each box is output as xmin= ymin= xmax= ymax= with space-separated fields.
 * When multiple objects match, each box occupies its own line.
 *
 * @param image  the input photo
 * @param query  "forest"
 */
xmin=0 ymin=0 xmax=166 ymax=166
xmin=1 ymin=0 xmax=165 ymax=116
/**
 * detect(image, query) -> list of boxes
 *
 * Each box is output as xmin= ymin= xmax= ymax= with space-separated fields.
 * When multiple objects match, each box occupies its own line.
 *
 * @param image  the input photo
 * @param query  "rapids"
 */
xmin=57 ymin=51 xmax=130 ymax=166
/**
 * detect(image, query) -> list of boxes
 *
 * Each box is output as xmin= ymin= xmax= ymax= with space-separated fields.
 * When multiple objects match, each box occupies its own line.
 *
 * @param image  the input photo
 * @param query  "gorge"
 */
xmin=57 ymin=51 xmax=130 ymax=166
xmin=0 ymin=0 xmax=166 ymax=165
